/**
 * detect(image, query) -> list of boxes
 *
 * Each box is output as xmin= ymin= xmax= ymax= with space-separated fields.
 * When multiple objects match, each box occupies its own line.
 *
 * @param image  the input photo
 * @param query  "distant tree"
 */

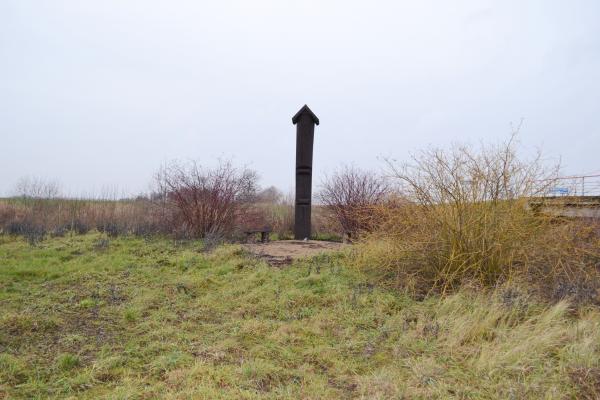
xmin=256 ymin=186 xmax=283 ymax=204
xmin=318 ymin=166 xmax=391 ymax=241
xmin=13 ymin=176 xmax=61 ymax=199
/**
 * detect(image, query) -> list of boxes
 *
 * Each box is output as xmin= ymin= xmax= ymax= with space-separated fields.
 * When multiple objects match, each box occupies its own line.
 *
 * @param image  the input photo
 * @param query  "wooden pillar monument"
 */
xmin=292 ymin=105 xmax=319 ymax=240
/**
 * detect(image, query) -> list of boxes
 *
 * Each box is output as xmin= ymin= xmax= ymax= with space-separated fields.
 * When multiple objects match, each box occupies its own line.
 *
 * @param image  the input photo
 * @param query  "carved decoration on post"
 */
xmin=292 ymin=105 xmax=319 ymax=240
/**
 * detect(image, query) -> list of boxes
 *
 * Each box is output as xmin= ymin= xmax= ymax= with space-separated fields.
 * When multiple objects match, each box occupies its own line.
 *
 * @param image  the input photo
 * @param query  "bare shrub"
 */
xmin=50 ymin=225 xmax=68 ymax=238
xmin=8 ymin=220 xmax=46 ymax=245
xmin=318 ymin=166 xmax=391 ymax=241
xmin=1 ymin=178 xmax=62 ymax=244
xmin=10 ymin=177 xmax=63 ymax=239
xmin=353 ymin=135 xmax=600 ymax=299
xmin=155 ymin=160 xmax=258 ymax=238
xmin=71 ymin=219 xmax=90 ymax=235
xmin=98 ymin=221 xmax=123 ymax=238
xmin=202 ymin=226 xmax=226 ymax=252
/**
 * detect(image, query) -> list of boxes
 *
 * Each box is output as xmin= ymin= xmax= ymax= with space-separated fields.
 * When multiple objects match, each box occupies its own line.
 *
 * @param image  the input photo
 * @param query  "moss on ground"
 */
xmin=0 ymin=233 xmax=599 ymax=399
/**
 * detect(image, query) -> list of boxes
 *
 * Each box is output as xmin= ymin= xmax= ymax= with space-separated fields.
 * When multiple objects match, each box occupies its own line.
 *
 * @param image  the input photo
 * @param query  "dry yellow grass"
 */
xmin=350 ymin=137 xmax=600 ymax=299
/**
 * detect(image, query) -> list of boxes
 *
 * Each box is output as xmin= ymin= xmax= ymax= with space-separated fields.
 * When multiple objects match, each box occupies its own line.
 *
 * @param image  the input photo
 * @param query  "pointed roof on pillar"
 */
xmin=292 ymin=104 xmax=320 ymax=125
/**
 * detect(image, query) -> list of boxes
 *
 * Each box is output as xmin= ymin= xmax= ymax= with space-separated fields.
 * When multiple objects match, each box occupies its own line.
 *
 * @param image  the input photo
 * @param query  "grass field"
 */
xmin=1 ymin=234 xmax=599 ymax=399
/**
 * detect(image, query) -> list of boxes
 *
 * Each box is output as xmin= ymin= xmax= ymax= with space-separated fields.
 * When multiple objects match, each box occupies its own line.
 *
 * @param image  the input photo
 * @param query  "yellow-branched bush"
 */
xmin=351 ymin=137 xmax=600 ymax=301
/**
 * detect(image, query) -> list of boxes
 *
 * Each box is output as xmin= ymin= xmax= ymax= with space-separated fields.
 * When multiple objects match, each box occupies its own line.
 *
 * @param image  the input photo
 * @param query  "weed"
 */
xmin=56 ymin=353 xmax=80 ymax=371
xmin=123 ymin=307 xmax=140 ymax=322
xmin=93 ymin=238 xmax=109 ymax=251
xmin=78 ymin=298 xmax=98 ymax=308
xmin=0 ymin=353 xmax=27 ymax=385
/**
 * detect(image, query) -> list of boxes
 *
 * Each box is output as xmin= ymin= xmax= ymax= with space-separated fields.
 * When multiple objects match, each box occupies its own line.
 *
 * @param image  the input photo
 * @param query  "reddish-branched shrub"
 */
xmin=318 ymin=166 xmax=391 ymax=241
xmin=155 ymin=160 xmax=258 ymax=238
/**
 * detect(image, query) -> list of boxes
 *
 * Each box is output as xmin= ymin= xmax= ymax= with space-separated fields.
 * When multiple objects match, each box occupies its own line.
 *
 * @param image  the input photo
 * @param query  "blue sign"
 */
xmin=550 ymin=187 xmax=569 ymax=195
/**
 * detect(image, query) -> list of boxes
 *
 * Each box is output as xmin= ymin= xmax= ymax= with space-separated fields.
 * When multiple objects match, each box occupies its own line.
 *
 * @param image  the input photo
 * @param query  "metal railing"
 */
xmin=548 ymin=174 xmax=600 ymax=197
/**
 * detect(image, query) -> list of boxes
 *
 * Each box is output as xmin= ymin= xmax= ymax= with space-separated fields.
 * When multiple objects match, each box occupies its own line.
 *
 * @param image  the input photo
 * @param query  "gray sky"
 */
xmin=1 ymin=0 xmax=599 ymax=197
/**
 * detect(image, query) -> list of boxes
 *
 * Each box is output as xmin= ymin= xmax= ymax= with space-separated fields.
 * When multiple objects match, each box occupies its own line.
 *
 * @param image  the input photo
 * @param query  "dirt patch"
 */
xmin=243 ymin=240 xmax=347 ymax=266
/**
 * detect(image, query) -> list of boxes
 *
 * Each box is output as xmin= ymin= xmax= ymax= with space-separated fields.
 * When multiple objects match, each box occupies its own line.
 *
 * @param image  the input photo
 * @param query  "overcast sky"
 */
xmin=1 ymin=0 xmax=599 ymax=197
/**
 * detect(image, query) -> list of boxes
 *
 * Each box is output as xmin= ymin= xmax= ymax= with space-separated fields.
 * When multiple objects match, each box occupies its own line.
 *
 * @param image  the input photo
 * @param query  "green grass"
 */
xmin=1 ymin=233 xmax=599 ymax=399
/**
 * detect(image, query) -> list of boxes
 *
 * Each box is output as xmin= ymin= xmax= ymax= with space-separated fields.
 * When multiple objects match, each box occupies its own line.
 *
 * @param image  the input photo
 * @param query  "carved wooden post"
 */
xmin=292 ymin=105 xmax=319 ymax=240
